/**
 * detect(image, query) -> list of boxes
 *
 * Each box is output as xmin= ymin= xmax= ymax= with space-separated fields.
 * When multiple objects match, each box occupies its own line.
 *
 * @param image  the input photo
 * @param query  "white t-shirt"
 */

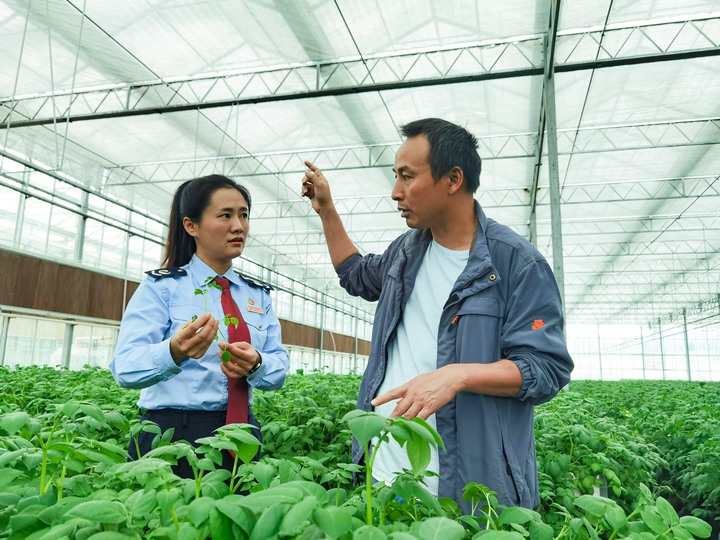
xmin=372 ymin=240 xmax=469 ymax=495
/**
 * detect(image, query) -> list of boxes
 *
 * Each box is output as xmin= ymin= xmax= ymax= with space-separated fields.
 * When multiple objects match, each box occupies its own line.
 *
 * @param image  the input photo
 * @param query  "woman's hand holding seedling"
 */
xmin=218 ymin=341 xmax=260 ymax=378
xmin=169 ymin=312 xmax=219 ymax=364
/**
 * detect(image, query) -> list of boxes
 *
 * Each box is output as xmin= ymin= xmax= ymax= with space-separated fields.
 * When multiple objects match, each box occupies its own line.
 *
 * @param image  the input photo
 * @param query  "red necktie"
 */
xmin=214 ymin=276 xmax=249 ymax=426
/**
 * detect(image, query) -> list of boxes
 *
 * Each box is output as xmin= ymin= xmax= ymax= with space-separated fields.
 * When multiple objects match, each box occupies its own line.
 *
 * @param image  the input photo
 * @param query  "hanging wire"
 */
xmin=2 ymin=0 xmax=33 ymax=151
xmin=60 ymin=0 xmax=87 ymax=169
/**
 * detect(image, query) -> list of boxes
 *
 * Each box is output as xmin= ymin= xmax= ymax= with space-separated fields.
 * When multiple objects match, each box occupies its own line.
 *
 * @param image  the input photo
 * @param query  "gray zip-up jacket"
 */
xmin=336 ymin=202 xmax=573 ymax=511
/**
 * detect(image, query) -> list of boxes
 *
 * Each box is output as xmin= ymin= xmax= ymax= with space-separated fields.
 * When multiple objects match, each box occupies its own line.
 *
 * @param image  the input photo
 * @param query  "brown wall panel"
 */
xmin=0 ymin=250 xmax=139 ymax=320
xmin=1 ymin=249 xmax=370 ymax=354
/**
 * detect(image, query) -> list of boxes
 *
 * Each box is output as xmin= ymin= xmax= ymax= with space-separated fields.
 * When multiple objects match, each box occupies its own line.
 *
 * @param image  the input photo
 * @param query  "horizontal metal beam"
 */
xmin=652 ymin=295 xmax=720 ymax=326
xmin=2 ymin=16 xmax=718 ymax=128
xmin=250 ymin=172 xmax=719 ymax=220
xmin=99 ymin=118 xmax=720 ymax=184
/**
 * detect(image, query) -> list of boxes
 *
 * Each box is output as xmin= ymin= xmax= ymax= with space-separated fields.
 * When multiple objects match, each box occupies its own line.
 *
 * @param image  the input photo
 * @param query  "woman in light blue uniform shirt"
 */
xmin=111 ymin=174 xmax=289 ymax=478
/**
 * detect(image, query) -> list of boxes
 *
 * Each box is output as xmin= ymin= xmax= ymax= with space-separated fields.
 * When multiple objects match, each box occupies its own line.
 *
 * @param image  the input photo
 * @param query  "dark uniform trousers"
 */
xmin=128 ymin=408 xmax=262 ymax=479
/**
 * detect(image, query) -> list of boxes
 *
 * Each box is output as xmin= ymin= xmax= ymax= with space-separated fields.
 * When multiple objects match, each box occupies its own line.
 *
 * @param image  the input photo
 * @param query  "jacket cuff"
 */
xmin=511 ymin=357 xmax=533 ymax=400
xmin=335 ymin=253 xmax=362 ymax=277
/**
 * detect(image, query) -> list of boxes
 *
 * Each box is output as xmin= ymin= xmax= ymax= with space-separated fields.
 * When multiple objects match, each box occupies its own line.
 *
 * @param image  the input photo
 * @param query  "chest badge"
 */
xmin=247 ymin=297 xmax=264 ymax=314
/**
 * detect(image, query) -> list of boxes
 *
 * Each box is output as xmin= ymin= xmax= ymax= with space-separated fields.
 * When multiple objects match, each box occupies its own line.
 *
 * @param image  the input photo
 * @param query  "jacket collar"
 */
xmin=402 ymin=200 xmax=493 ymax=269
xmin=392 ymin=200 xmax=496 ymax=299
xmin=187 ymin=254 xmax=240 ymax=286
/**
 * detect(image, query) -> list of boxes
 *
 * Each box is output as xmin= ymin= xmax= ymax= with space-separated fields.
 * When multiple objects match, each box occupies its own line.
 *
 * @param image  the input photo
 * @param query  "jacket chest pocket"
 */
xmin=453 ymin=297 xmax=502 ymax=364
xmin=169 ymin=303 xmax=204 ymax=328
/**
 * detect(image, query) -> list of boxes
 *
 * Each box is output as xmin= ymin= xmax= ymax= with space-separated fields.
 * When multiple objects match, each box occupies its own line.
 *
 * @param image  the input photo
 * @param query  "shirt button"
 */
xmin=489 ymin=274 xmax=497 ymax=281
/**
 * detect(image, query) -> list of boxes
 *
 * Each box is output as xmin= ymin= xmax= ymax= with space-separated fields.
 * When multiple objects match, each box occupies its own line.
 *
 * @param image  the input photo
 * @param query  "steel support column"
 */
xmin=640 ymin=326 xmax=647 ymax=379
xmin=543 ymin=0 xmax=566 ymax=315
xmin=682 ymin=308 xmax=692 ymax=381
xmin=0 ymin=313 xmax=9 ymax=366
xmin=658 ymin=318 xmax=666 ymax=380
xmin=62 ymin=324 xmax=75 ymax=369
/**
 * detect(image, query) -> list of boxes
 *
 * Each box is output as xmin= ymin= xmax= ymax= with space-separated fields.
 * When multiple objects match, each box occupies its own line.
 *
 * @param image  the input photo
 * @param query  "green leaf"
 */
xmin=194 ymin=289 xmax=204 ymax=295
xmin=393 ymin=417 xmax=442 ymax=448
xmin=209 ymin=507 xmax=234 ymax=540
xmin=251 ymin=462 xmax=277 ymax=488
xmin=249 ymin=502 xmax=284 ymax=540
xmin=353 ymin=525 xmax=388 ymax=539
xmin=27 ymin=521 xmax=77 ymax=540
xmin=9 ymin=512 xmax=46 ymax=539
xmin=472 ymin=531 xmax=525 ymax=539
xmin=603 ymin=503 xmax=627 ymax=531
xmin=0 ymin=448 xmax=29 ymax=467
xmin=0 ymin=412 xmax=30 ymax=435
xmin=312 ymin=506 xmax=353 ymax=539
xmin=201 ymin=480 xmax=230 ymax=499
xmin=37 ymin=498 xmax=85 ymax=525
xmin=0 ymin=492 xmax=21 ymax=507
xmin=574 ymin=495 xmax=607 ymax=518
xmin=281 ymin=481 xmax=328 ymax=504
xmin=279 ymin=496 xmax=318 ymax=536
xmin=62 ymin=401 xmax=81 ymax=418
xmin=673 ymin=526 xmax=694 ymax=540
xmin=655 ymin=496 xmax=679 ymax=526
xmin=498 ymin=506 xmax=537 ymax=525
xmin=79 ymin=403 xmax=106 ymax=424
xmin=640 ymin=508 xmax=667 ymax=535
xmin=416 ymin=517 xmax=465 ymax=540
xmin=406 ymin=432 xmax=431 ymax=474
xmin=187 ymin=497 xmax=216 ymax=528
xmin=528 ymin=520 xmax=554 ymax=540
xmin=177 ymin=523 xmax=201 ymax=540
xmin=678 ymin=516 xmax=712 ymax=538
xmin=221 ymin=349 xmax=231 ymax=363
xmin=411 ymin=483 xmax=443 ymax=516
xmin=66 ymin=501 xmax=127 ymax=524
xmin=238 ymin=487 xmax=304 ymax=513
xmin=345 ymin=412 xmax=388 ymax=447
xmin=85 ymin=532 xmax=136 ymax=539
xmin=215 ymin=497 xmax=255 ymax=533
xmin=124 ymin=489 xmax=157 ymax=518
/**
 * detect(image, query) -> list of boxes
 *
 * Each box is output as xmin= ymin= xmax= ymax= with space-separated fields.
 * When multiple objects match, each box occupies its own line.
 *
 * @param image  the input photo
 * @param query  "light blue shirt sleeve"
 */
xmin=110 ymin=277 xmax=184 ymax=390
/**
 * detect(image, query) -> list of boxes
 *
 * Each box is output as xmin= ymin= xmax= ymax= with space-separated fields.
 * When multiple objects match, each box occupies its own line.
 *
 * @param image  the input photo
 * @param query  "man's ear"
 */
xmin=447 ymin=166 xmax=464 ymax=195
xmin=183 ymin=216 xmax=199 ymax=238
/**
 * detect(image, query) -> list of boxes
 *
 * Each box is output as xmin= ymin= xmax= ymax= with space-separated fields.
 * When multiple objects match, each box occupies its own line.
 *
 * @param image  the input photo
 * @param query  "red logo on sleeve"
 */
xmin=531 ymin=319 xmax=546 ymax=331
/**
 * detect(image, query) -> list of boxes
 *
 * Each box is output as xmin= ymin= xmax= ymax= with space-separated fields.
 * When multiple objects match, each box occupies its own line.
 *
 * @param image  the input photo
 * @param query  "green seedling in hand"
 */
xmin=194 ymin=276 xmax=239 ymax=363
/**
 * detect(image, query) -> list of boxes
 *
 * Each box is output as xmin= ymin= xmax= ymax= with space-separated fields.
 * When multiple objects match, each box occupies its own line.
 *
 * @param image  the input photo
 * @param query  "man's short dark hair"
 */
xmin=400 ymin=118 xmax=482 ymax=193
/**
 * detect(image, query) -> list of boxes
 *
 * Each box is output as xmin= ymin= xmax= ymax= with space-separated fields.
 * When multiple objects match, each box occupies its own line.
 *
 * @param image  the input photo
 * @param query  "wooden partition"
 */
xmin=0 ymin=249 xmax=370 ymax=355
xmin=0 ymin=250 xmax=139 ymax=321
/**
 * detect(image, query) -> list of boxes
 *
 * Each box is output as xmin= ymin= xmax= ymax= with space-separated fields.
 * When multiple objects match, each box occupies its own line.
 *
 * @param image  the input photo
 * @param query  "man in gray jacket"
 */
xmin=301 ymin=118 xmax=573 ymax=511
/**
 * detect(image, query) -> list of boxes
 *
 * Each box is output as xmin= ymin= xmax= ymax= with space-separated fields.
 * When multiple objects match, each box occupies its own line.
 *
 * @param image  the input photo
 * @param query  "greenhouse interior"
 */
xmin=0 ymin=0 xmax=718 ymax=538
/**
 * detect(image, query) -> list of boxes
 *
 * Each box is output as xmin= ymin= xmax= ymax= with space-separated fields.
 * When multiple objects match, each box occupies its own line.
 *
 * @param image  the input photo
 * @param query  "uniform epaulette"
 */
xmin=145 ymin=267 xmax=187 ymax=279
xmin=234 ymin=269 xmax=273 ymax=292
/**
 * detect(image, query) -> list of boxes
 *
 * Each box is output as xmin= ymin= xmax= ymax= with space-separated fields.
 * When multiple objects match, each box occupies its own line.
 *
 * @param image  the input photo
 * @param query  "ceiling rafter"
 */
xmin=94 ymin=118 xmax=719 ymax=185
xmin=1 ymin=15 xmax=718 ymax=128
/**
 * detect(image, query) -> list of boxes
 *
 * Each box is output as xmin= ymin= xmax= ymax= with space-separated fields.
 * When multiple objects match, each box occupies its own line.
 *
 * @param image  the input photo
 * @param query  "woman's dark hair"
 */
xmin=400 ymin=118 xmax=482 ymax=193
xmin=162 ymin=174 xmax=252 ymax=268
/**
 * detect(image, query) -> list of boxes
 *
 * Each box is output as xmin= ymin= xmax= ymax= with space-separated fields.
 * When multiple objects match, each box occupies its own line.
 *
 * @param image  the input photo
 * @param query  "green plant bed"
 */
xmin=0 ymin=367 xmax=715 ymax=538
xmin=570 ymin=380 xmax=720 ymax=526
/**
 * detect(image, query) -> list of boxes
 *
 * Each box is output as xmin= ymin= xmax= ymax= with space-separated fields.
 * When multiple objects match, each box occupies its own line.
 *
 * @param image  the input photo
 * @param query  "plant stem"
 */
xmin=229 ymin=453 xmax=240 ymax=493
xmin=364 ymin=442 xmax=372 ymax=525
xmin=194 ymin=468 xmax=203 ymax=499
